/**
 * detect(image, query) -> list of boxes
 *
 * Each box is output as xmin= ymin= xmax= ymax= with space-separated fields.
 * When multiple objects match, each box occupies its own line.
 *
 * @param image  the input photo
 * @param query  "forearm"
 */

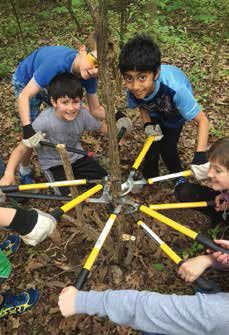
xmin=4 ymin=143 xmax=28 ymax=175
xmin=92 ymin=105 xmax=106 ymax=120
xmin=195 ymin=113 xmax=209 ymax=151
xmin=18 ymin=93 xmax=31 ymax=126
xmin=99 ymin=120 xmax=108 ymax=134
xmin=75 ymin=289 xmax=222 ymax=334
xmin=0 ymin=207 xmax=16 ymax=227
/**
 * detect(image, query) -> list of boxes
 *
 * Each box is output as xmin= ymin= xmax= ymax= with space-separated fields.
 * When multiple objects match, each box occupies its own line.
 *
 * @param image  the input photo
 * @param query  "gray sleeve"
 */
xmin=75 ymin=290 xmax=229 ymax=335
xmin=81 ymin=108 xmax=101 ymax=131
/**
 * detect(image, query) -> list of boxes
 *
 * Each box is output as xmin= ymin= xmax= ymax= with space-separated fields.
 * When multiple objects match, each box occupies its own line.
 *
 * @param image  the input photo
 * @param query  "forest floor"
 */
xmin=0 ymin=2 xmax=228 ymax=335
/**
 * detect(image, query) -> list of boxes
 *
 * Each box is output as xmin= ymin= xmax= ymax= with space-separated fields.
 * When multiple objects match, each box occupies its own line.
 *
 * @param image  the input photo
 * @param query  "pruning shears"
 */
xmin=75 ymin=204 xmax=123 ymax=289
xmin=0 ymin=179 xmax=101 ymax=193
xmin=50 ymin=184 xmax=103 ymax=219
xmin=140 ymin=205 xmax=229 ymax=254
xmin=137 ymin=220 xmax=217 ymax=292
xmin=121 ymin=169 xmax=193 ymax=196
xmin=121 ymin=135 xmax=155 ymax=196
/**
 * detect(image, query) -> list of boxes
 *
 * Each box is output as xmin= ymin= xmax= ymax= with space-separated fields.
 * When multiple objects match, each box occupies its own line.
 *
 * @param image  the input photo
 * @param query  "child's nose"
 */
xmin=132 ymin=80 xmax=140 ymax=90
xmin=207 ymin=167 xmax=214 ymax=178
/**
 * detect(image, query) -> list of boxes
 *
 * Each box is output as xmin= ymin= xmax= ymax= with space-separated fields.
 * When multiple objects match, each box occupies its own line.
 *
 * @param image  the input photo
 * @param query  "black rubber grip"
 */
xmin=206 ymin=200 xmax=216 ymax=207
xmin=7 ymin=192 xmax=71 ymax=201
xmin=195 ymin=277 xmax=217 ymax=292
xmin=75 ymin=268 xmax=90 ymax=289
xmin=49 ymin=208 xmax=65 ymax=219
xmin=117 ymin=127 xmax=126 ymax=143
xmin=196 ymin=233 xmax=229 ymax=254
xmin=40 ymin=141 xmax=92 ymax=157
xmin=0 ymin=185 xmax=19 ymax=193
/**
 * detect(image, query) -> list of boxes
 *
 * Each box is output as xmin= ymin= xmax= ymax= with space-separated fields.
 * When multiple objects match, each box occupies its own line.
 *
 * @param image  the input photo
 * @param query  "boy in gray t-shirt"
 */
xmin=0 ymin=73 xmax=107 ymax=194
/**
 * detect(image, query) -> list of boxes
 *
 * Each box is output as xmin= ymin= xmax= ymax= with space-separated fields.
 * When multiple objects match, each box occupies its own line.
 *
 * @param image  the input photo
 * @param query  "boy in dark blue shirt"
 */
xmin=118 ymin=35 xmax=209 ymax=184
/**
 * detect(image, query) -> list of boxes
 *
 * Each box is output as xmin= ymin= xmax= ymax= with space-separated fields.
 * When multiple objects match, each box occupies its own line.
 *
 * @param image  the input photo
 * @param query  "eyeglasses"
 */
xmin=86 ymin=52 xmax=98 ymax=68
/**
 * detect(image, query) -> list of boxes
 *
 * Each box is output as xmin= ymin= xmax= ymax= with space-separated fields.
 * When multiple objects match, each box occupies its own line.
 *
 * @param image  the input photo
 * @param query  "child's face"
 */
xmin=80 ymin=52 xmax=98 ymax=80
xmin=123 ymin=71 xmax=157 ymax=99
xmin=208 ymin=160 xmax=229 ymax=191
xmin=51 ymin=96 xmax=81 ymax=121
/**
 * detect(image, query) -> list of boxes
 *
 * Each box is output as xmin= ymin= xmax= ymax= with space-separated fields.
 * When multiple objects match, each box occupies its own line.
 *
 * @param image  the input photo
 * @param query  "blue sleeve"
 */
xmin=81 ymin=78 xmax=97 ymax=94
xmin=173 ymin=86 xmax=201 ymax=120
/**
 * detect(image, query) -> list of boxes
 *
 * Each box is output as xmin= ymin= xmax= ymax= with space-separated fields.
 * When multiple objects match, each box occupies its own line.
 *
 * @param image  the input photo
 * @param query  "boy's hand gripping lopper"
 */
xmin=137 ymin=220 xmax=216 ymax=292
xmin=140 ymin=206 xmax=229 ymax=254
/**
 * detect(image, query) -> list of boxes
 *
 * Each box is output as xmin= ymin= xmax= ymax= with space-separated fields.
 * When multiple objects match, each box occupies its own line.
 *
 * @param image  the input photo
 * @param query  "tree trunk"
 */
xmin=56 ymin=144 xmax=83 ymax=222
xmin=86 ymin=0 xmax=125 ymax=263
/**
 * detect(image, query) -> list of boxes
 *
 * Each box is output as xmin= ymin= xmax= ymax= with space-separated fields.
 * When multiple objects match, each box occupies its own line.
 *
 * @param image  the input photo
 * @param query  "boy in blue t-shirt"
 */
xmin=118 ymin=35 xmax=209 ymax=184
xmin=13 ymin=41 xmax=104 ymax=184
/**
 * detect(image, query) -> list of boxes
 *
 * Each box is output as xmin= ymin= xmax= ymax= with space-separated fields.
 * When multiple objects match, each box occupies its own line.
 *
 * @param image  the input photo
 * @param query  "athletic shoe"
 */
xmin=0 ymin=235 xmax=21 ymax=257
xmin=19 ymin=172 xmax=34 ymax=185
xmin=0 ymin=288 xmax=39 ymax=318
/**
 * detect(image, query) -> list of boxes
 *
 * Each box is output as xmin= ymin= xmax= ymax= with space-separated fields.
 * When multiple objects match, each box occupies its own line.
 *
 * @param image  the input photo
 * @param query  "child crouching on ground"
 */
xmin=0 ymin=73 xmax=108 ymax=195
xmin=118 ymin=35 xmax=209 ymax=186
xmin=58 ymin=138 xmax=229 ymax=335
xmin=175 ymin=136 xmax=229 ymax=225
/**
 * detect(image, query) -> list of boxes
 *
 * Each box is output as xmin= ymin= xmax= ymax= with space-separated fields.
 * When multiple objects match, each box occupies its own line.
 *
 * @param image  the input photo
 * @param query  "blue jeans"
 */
xmin=12 ymin=74 xmax=49 ymax=122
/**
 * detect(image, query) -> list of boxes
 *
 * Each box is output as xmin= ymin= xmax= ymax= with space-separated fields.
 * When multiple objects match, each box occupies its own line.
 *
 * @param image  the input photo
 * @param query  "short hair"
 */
xmin=118 ymin=35 xmax=161 ymax=75
xmin=208 ymin=136 xmax=229 ymax=170
xmin=48 ymin=73 xmax=83 ymax=101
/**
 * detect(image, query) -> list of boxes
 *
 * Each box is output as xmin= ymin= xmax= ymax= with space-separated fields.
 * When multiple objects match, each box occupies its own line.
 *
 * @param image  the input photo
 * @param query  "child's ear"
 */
xmin=50 ymin=97 xmax=57 ymax=107
xmin=153 ymin=69 xmax=160 ymax=81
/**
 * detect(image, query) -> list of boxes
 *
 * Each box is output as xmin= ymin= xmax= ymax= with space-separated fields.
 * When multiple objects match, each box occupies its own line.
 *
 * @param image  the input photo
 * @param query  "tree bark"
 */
xmin=86 ymin=0 xmax=125 ymax=263
xmin=56 ymin=144 xmax=83 ymax=223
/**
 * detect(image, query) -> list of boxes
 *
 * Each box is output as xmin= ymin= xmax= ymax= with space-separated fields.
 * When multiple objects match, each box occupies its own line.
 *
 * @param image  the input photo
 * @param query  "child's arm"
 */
xmin=87 ymin=93 xmax=106 ymax=120
xmin=209 ymin=240 xmax=229 ymax=270
xmin=17 ymin=79 xmax=45 ymax=147
xmin=99 ymin=120 xmax=108 ymax=134
xmin=177 ymin=255 xmax=215 ymax=282
xmin=192 ymin=110 xmax=209 ymax=152
xmin=18 ymin=79 xmax=40 ymax=126
xmin=58 ymin=286 xmax=228 ymax=334
xmin=0 ymin=207 xmax=56 ymax=246
xmin=0 ymin=143 xmax=29 ymax=185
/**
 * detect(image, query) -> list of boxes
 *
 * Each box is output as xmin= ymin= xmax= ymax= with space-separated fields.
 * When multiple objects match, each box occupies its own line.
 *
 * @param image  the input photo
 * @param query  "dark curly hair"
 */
xmin=48 ymin=73 xmax=83 ymax=101
xmin=118 ymin=35 xmax=161 ymax=75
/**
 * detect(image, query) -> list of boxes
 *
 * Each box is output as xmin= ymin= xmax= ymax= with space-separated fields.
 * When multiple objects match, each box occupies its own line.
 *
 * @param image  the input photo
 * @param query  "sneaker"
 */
xmin=174 ymin=176 xmax=186 ymax=188
xmin=19 ymin=172 xmax=34 ymax=185
xmin=0 ymin=288 xmax=39 ymax=318
xmin=0 ymin=235 xmax=21 ymax=258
